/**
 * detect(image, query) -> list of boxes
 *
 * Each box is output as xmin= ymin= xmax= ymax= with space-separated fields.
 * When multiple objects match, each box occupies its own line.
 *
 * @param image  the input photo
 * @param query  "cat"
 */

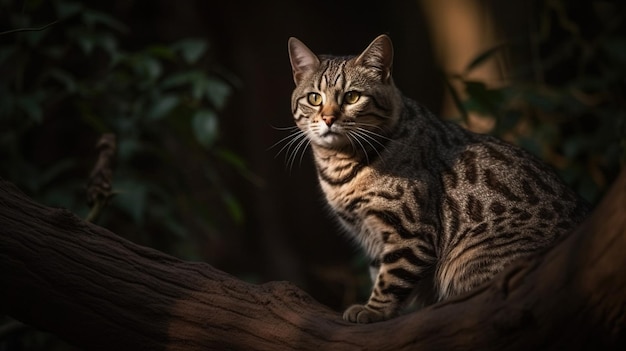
xmin=286 ymin=34 xmax=589 ymax=323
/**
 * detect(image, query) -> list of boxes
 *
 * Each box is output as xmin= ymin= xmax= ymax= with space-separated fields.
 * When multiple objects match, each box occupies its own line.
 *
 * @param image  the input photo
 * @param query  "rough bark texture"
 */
xmin=1 ymin=171 xmax=625 ymax=350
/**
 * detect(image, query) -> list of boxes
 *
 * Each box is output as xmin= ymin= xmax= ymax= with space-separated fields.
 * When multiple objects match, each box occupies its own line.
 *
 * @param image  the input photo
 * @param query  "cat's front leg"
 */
xmin=343 ymin=246 xmax=429 ymax=323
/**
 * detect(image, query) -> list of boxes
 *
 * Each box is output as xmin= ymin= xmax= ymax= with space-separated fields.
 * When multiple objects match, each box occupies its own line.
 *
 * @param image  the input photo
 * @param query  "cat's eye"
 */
xmin=307 ymin=92 xmax=323 ymax=106
xmin=344 ymin=91 xmax=361 ymax=104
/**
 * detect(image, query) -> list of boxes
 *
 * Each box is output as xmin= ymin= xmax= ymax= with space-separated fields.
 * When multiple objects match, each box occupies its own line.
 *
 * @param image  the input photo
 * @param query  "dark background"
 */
xmin=1 ymin=0 xmax=624 ymax=349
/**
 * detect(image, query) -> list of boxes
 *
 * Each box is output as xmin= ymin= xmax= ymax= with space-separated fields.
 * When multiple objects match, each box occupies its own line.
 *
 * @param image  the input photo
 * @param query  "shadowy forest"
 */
xmin=1 ymin=0 xmax=624 ymax=349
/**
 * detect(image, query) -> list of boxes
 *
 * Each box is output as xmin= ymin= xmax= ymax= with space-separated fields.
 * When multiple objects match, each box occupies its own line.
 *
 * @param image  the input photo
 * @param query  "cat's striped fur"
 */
xmin=287 ymin=34 xmax=589 ymax=323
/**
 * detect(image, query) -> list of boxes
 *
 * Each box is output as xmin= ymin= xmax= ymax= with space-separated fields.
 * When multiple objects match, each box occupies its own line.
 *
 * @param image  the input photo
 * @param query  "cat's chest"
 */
xmin=321 ymin=183 xmax=357 ymax=216
xmin=318 ymin=165 xmax=395 ymax=237
xmin=318 ymin=167 xmax=374 ymax=212
xmin=318 ymin=167 xmax=408 ymax=259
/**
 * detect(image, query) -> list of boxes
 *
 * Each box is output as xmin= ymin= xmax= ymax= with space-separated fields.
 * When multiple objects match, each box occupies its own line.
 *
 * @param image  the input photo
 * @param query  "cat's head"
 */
xmin=288 ymin=35 xmax=402 ymax=151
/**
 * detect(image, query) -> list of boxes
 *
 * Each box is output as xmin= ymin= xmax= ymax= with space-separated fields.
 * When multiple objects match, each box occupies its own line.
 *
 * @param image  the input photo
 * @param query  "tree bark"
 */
xmin=1 ymin=171 xmax=625 ymax=350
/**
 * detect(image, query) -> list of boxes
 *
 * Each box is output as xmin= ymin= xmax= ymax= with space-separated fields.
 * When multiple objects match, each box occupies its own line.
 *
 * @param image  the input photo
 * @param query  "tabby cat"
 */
xmin=286 ymin=34 xmax=589 ymax=323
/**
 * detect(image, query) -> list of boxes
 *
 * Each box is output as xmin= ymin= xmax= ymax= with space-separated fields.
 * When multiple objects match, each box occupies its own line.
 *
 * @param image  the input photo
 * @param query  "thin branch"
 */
xmin=0 ymin=20 xmax=59 ymax=36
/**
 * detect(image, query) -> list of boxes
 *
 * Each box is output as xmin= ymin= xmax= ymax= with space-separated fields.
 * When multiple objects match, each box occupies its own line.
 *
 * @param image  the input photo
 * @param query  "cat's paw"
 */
xmin=343 ymin=304 xmax=386 ymax=323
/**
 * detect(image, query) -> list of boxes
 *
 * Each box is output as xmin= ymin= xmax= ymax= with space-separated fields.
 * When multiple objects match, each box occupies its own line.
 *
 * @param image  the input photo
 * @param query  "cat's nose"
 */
xmin=322 ymin=115 xmax=337 ymax=126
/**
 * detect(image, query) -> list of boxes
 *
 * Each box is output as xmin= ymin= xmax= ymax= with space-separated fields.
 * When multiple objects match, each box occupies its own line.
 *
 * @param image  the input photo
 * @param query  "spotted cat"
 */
xmin=287 ymin=34 xmax=589 ymax=323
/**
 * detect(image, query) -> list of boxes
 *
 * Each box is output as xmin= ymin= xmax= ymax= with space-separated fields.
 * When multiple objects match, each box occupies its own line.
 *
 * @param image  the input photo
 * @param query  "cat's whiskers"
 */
xmin=346 ymin=130 xmax=371 ymax=164
xmin=354 ymin=127 xmax=388 ymax=150
xmin=356 ymin=122 xmax=414 ymax=149
xmin=287 ymin=134 xmax=311 ymax=172
xmin=356 ymin=129 xmax=394 ymax=164
xmin=268 ymin=125 xmax=302 ymax=150
xmin=271 ymin=129 xmax=307 ymax=157
xmin=269 ymin=124 xmax=301 ymax=131
xmin=349 ymin=129 xmax=387 ymax=166
xmin=269 ymin=126 xmax=312 ymax=172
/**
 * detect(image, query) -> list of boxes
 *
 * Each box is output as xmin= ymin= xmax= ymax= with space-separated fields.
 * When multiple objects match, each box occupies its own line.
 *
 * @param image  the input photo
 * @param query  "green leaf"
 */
xmin=464 ymin=81 xmax=505 ymax=116
xmin=205 ymin=76 xmax=231 ymax=110
xmin=131 ymin=54 xmax=162 ymax=81
xmin=143 ymin=56 xmax=162 ymax=80
xmin=117 ymin=138 xmax=141 ymax=161
xmin=443 ymin=76 xmax=469 ymax=123
xmin=148 ymin=95 xmax=179 ymax=120
xmin=215 ymin=148 xmax=264 ymax=187
xmin=192 ymin=109 xmax=219 ymax=148
xmin=161 ymin=70 xmax=200 ymax=89
xmin=221 ymin=189 xmax=244 ymax=223
xmin=146 ymin=45 xmax=176 ymax=61
xmin=464 ymin=43 xmax=507 ymax=74
xmin=95 ymin=32 xmax=118 ymax=57
xmin=215 ymin=148 xmax=246 ymax=171
xmin=191 ymin=75 xmax=207 ymax=100
xmin=74 ymin=31 xmax=95 ymax=55
xmin=173 ymin=38 xmax=208 ymax=64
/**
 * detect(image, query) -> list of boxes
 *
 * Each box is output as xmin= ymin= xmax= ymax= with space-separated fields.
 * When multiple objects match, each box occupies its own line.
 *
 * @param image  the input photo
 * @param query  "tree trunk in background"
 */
xmin=1 ymin=171 xmax=625 ymax=350
xmin=420 ymin=0 xmax=509 ymax=132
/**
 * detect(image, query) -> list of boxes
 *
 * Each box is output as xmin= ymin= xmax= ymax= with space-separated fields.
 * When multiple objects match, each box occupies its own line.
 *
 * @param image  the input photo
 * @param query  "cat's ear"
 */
xmin=288 ymin=37 xmax=320 ymax=85
xmin=355 ymin=34 xmax=394 ymax=83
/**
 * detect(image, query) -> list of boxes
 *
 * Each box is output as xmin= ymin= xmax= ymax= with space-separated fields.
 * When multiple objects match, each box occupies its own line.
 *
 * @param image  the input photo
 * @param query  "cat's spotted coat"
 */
xmin=287 ymin=34 xmax=588 ymax=323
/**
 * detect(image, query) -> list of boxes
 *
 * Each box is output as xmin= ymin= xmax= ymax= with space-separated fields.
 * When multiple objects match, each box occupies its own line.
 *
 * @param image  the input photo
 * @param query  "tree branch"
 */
xmin=0 ymin=20 xmax=59 ymax=36
xmin=0 ymin=171 xmax=625 ymax=350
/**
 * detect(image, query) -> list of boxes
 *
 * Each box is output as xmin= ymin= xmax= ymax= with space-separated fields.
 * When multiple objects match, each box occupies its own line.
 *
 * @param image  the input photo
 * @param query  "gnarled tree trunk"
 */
xmin=1 ymin=171 xmax=625 ymax=350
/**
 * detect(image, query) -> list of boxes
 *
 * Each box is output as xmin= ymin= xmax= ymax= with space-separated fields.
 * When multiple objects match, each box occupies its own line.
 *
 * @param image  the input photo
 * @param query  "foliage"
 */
xmin=0 ymin=0 xmax=249 ymax=259
xmin=0 ymin=2 xmax=259 ymax=349
xmin=448 ymin=0 xmax=625 ymax=203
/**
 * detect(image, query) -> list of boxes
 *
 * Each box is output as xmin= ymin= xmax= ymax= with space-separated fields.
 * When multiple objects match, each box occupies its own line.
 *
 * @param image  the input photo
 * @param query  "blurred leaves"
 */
xmin=172 ymin=38 xmax=208 ymax=64
xmin=192 ymin=109 xmax=219 ymax=148
xmin=0 ymin=0 xmax=252 ymax=264
xmin=447 ymin=0 xmax=625 ymax=203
